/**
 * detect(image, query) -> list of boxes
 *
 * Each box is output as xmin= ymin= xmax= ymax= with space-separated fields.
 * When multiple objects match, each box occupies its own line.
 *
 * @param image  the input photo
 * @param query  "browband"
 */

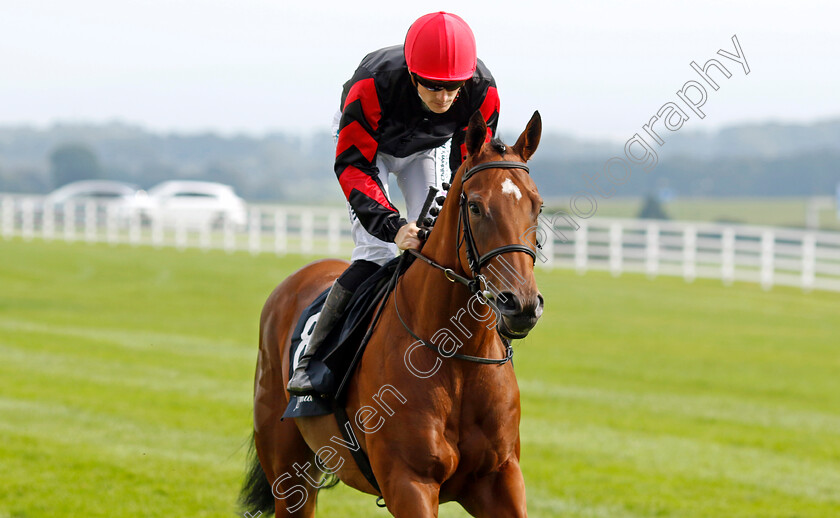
xmin=462 ymin=160 xmax=530 ymax=182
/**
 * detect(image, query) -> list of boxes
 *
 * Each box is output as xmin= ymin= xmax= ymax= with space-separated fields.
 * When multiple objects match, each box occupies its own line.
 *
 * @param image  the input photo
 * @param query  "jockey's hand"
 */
xmin=395 ymin=221 xmax=422 ymax=251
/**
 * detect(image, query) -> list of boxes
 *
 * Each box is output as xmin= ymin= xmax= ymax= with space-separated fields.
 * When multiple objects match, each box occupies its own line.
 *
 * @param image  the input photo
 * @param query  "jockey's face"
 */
xmin=412 ymin=75 xmax=461 ymax=114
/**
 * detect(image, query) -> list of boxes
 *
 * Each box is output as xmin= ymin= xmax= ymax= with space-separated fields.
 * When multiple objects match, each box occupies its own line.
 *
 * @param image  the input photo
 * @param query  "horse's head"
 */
xmin=452 ymin=110 xmax=545 ymax=339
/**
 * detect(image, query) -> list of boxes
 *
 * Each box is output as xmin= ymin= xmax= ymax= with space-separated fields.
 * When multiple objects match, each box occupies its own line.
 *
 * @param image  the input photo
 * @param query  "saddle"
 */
xmin=282 ymin=256 xmax=405 ymax=419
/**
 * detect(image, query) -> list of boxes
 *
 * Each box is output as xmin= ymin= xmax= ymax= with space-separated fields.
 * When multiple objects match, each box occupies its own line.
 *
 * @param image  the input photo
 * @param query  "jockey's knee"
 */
xmin=337 ymin=259 xmax=381 ymax=292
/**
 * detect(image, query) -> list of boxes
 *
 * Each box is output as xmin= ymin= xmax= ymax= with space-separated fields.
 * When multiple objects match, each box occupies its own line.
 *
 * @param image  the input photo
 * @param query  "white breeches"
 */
xmin=332 ymin=111 xmax=451 ymax=265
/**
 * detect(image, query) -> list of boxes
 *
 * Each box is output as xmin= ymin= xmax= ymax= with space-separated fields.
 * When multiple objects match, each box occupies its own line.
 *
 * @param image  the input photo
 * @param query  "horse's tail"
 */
xmin=239 ymin=431 xmax=275 ymax=516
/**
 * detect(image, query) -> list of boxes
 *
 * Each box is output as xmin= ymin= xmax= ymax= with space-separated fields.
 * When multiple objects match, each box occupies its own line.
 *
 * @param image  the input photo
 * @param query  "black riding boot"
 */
xmin=287 ymin=282 xmax=353 ymax=395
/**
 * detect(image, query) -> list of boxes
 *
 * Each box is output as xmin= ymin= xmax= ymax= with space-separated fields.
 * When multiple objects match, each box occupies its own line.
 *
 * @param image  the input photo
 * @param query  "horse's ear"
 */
xmin=465 ymin=111 xmax=487 ymax=157
xmin=512 ymin=110 xmax=542 ymax=162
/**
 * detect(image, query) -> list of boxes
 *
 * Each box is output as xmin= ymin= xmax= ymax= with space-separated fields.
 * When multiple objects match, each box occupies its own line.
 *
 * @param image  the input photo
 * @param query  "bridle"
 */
xmin=457 ymin=160 xmax=537 ymax=275
xmin=395 ymin=160 xmax=537 ymax=365
xmin=410 ymin=160 xmax=537 ymax=296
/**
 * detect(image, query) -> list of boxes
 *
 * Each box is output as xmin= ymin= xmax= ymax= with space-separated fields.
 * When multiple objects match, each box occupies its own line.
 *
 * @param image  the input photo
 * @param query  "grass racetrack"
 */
xmin=1 ymin=238 xmax=839 ymax=517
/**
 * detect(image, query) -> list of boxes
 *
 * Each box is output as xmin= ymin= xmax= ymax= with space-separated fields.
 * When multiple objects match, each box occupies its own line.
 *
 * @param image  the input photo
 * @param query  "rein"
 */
xmin=394 ymin=252 xmax=514 ymax=365
xmin=392 ymin=159 xmax=536 ymax=366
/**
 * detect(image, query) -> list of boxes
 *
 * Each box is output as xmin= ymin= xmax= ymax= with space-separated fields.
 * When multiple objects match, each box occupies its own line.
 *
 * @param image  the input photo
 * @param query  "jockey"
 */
xmin=288 ymin=11 xmax=500 ymax=395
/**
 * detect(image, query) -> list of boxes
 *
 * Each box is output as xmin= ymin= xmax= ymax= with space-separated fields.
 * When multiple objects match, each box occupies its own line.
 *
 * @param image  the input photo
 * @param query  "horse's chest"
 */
xmin=454 ymin=376 xmax=520 ymax=472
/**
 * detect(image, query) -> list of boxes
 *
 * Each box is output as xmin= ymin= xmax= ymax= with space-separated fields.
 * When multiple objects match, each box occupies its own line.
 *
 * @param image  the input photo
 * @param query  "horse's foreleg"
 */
xmin=458 ymin=459 xmax=527 ymax=518
xmin=381 ymin=474 xmax=441 ymax=518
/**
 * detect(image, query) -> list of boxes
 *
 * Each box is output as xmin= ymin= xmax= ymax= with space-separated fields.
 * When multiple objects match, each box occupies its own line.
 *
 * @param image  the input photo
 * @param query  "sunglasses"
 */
xmin=413 ymin=74 xmax=465 ymax=92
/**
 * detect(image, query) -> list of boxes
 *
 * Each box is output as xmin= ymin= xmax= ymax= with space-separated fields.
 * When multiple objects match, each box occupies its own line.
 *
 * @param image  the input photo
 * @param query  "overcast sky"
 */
xmin=1 ymin=0 xmax=837 ymax=139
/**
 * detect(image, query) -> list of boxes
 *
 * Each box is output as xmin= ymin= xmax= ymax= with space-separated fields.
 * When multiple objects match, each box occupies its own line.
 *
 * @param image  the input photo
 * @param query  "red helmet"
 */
xmin=404 ymin=12 xmax=477 ymax=82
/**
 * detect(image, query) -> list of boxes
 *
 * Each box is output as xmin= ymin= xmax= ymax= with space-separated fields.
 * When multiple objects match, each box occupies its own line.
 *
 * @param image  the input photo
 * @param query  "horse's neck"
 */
xmin=400 ymin=198 xmax=501 ymax=358
xmin=400 ymin=260 xmax=500 ymax=357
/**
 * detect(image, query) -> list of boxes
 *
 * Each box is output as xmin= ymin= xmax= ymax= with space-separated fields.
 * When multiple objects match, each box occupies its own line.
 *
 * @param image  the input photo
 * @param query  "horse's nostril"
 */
xmin=496 ymin=291 xmax=521 ymax=314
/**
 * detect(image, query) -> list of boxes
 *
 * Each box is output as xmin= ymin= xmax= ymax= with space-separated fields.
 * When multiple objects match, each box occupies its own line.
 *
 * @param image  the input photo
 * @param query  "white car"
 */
xmin=44 ymin=180 xmax=147 ymax=223
xmin=45 ymin=180 xmax=142 ymax=206
xmin=141 ymin=180 xmax=247 ymax=229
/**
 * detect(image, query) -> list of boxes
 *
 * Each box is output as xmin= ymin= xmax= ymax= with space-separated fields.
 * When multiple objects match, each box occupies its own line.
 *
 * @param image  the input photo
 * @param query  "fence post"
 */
xmin=760 ymin=230 xmax=775 ymax=291
xmin=0 ymin=196 xmax=11 ymax=240
xmin=575 ymin=222 xmax=588 ymax=274
xmin=301 ymin=210 xmax=314 ymax=254
xmin=646 ymin=222 xmax=659 ymax=279
xmin=274 ymin=209 xmax=287 ymax=256
xmin=683 ymin=225 xmax=696 ymax=283
xmin=151 ymin=215 xmax=163 ymax=248
xmin=721 ymin=227 xmax=735 ymax=286
xmin=609 ymin=222 xmax=623 ymax=277
xmin=249 ymin=207 xmax=262 ymax=255
xmin=223 ymin=215 xmax=235 ymax=253
xmin=801 ymin=233 xmax=816 ymax=292
xmin=84 ymin=201 xmax=97 ymax=243
xmin=21 ymin=197 xmax=34 ymax=242
xmin=129 ymin=211 xmax=141 ymax=246
xmin=198 ymin=220 xmax=211 ymax=251
xmin=106 ymin=203 xmax=118 ymax=245
xmin=175 ymin=218 xmax=187 ymax=250
xmin=328 ymin=211 xmax=340 ymax=255
xmin=43 ymin=202 xmax=55 ymax=241
xmin=63 ymin=202 xmax=76 ymax=242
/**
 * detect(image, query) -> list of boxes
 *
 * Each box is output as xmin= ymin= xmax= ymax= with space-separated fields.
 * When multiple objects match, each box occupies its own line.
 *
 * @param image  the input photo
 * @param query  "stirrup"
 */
xmin=287 ymin=368 xmax=316 ymax=395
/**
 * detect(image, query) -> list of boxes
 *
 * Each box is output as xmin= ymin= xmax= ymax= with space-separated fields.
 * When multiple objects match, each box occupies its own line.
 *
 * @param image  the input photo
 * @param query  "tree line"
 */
xmin=1 ymin=119 xmax=838 ymax=201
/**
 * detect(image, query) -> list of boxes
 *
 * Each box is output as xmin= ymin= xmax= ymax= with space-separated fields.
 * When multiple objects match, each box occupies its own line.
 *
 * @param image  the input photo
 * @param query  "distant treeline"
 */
xmin=1 ymin=119 xmax=838 ymax=201
xmin=530 ymin=149 xmax=840 ymax=199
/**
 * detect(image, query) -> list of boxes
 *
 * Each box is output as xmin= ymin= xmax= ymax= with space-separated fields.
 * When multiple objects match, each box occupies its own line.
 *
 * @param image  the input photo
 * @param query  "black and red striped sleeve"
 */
xmin=450 ymin=83 xmax=500 ymax=173
xmin=335 ymin=74 xmax=406 ymax=243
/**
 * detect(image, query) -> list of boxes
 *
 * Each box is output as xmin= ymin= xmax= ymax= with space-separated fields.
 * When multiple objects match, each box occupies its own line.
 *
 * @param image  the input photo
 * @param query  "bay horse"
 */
xmin=242 ymin=110 xmax=544 ymax=517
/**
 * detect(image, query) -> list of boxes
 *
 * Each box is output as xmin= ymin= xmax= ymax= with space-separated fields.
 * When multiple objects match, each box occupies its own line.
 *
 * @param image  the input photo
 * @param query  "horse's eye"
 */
xmin=468 ymin=202 xmax=481 ymax=216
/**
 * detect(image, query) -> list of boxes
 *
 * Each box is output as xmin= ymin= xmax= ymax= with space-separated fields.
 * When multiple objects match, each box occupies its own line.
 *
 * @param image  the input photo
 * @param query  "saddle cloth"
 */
xmin=282 ymin=257 xmax=402 ymax=418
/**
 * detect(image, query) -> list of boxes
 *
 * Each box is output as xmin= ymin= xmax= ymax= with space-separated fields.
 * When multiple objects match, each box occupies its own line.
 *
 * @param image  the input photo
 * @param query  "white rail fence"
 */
xmin=2 ymin=194 xmax=840 ymax=293
xmin=0 ymin=195 xmax=352 ymax=256
xmin=540 ymin=217 xmax=840 ymax=293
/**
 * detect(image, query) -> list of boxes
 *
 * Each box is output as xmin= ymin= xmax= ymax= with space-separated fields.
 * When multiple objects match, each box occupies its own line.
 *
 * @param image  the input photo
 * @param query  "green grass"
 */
xmin=1 ymin=238 xmax=839 ymax=517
